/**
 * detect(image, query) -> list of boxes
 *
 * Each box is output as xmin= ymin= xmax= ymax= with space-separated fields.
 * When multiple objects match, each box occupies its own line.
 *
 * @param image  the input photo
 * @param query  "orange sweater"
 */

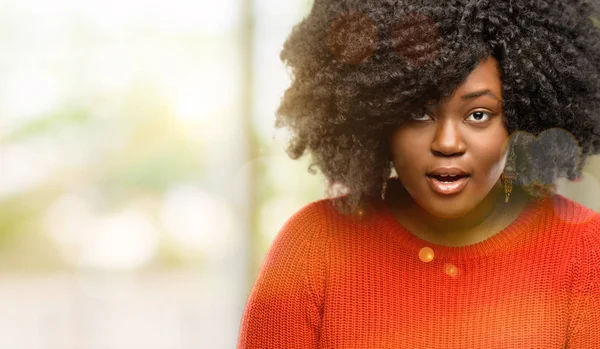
xmin=238 ymin=193 xmax=600 ymax=348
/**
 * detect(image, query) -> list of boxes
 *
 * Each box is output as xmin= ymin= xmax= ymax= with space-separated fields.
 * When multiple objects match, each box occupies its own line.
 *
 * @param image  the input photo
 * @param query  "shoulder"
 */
xmin=529 ymin=193 xmax=600 ymax=254
xmin=559 ymin=197 xmax=600 ymax=344
xmin=253 ymin=199 xmax=332 ymax=294
xmin=567 ymin=199 xmax=600 ymax=298
xmin=277 ymin=198 xmax=335 ymax=235
xmin=578 ymin=210 xmax=600 ymax=254
xmin=275 ymin=196 xmax=373 ymax=252
xmin=549 ymin=193 xmax=600 ymax=264
xmin=548 ymin=193 xmax=600 ymax=226
xmin=281 ymin=196 xmax=364 ymax=231
xmin=270 ymin=198 xmax=335 ymax=254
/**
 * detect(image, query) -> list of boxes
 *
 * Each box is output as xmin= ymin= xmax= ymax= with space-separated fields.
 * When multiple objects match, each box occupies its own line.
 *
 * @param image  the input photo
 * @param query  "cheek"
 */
xmin=390 ymin=130 xmax=425 ymax=170
xmin=477 ymin=140 xmax=509 ymax=182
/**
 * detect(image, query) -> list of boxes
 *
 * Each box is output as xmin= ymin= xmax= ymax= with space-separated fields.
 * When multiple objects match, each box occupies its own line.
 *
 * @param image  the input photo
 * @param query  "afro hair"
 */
xmin=274 ymin=0 xmax=600 ymax=215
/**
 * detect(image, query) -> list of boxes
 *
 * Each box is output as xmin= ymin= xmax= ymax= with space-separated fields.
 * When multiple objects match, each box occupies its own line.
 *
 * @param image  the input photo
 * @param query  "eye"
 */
xmin=466 ymin=111 xmax=492 ymax=122
xmin=409 ymin=110 xmax=494 ymax=123
xmin=410 ymin=113 xmax=433 ymax=122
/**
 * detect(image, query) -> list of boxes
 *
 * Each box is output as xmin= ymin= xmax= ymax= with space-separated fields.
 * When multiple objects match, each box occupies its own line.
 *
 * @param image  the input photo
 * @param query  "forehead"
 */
xmin=434 ymin=57 xmax=502 ymax=105
xmin=460 ymin=57 xmax=502 ymax=91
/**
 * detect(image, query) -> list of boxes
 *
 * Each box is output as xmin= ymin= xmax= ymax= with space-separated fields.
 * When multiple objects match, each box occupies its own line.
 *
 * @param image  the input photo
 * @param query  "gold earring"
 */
xmin=501 ymin=146 xmax=517 ymax=203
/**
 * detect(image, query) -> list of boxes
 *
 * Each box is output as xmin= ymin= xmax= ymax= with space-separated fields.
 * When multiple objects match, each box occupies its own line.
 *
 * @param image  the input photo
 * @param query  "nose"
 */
xmin=430 ymin=119 xmax=466 ymax=156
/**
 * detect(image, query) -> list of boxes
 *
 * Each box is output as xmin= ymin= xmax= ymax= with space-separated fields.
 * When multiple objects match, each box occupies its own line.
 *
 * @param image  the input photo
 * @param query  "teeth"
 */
xmin=440 ymin=174 xmax=457 ymax=177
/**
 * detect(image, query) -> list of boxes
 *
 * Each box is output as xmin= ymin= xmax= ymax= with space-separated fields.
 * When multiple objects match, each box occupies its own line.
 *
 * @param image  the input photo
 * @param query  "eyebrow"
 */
xmin=461 ymin=89 xmax=502 ymax=102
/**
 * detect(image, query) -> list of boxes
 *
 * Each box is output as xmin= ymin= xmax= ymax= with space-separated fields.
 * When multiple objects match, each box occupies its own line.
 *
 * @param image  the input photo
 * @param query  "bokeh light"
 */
xmin=419 ymin=246 xmax=435 ymax=263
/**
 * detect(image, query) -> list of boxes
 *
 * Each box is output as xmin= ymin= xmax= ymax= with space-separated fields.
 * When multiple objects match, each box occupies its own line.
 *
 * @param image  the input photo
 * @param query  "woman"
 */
xmin=238 ymin=0 xmax=600 ymax=347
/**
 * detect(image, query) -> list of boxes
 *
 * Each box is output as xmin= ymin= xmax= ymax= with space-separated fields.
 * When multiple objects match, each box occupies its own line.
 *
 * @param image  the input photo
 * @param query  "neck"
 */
xmin=385 ymin=178 xmax=523 ymax=247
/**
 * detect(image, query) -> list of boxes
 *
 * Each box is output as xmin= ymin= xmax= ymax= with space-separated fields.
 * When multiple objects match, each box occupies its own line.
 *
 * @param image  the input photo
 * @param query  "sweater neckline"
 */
xmin=371 ymin=188 xmax=550 ymax=260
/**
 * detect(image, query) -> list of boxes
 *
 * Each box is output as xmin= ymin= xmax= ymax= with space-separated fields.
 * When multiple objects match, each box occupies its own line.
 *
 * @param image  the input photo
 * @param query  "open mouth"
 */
xmin=426 ymin=174 xmax=469 ymax=182
xmin=425 ymin=175 xmax=470 ymax=195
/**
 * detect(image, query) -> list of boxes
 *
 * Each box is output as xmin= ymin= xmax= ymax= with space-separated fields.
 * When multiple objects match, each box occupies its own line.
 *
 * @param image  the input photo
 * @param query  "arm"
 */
xmin=567 ymin=217 xmax=600 ymax=348
xmin=237 ymin=202 xmax=328 ymax=349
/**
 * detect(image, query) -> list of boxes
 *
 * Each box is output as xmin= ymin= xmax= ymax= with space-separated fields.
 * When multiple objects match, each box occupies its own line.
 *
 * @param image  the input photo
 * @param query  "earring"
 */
xmin=381 ymin=161 xmax=394 ymax=200
xmin=501 ymin=146 xmax=517 ymax=203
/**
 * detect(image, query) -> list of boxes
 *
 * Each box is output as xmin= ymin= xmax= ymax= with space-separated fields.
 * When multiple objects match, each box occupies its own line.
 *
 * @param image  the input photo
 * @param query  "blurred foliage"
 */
xmin=0 ymin=77 xmax=209 ymax=271
xmin=0 ymin=107 xmax=91 ymax=144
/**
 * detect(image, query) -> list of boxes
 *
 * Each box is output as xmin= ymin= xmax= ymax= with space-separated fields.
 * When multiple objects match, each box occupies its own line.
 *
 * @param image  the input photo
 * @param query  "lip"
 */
xmin=426 ymin=167 xmax=469 ymax=176
xmin=426 ymin=175 xmax=470 ymax=195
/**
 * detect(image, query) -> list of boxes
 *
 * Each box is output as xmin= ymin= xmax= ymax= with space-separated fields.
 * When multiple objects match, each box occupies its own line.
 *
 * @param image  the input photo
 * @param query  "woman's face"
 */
xmin=389 ymin=56 xmax=509 ymax=219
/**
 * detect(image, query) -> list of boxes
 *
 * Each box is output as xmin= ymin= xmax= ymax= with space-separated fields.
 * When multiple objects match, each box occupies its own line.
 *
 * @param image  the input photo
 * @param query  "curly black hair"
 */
xmin=274 ymin=0 xmax=600 ymax=216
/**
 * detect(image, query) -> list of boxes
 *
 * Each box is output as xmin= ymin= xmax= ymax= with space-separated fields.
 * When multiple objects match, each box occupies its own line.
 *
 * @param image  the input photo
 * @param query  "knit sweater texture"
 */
xmin=237 ymin=193 xmax=600 ymax=348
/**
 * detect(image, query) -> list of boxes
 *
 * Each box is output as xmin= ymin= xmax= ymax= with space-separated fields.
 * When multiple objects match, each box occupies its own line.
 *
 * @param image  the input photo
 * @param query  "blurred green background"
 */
xmin=0 ymin=0 xmax=324 ymax=348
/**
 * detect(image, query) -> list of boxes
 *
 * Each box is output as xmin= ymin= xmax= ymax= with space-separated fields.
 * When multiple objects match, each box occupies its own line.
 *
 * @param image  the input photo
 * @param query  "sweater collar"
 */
xmin=371 ymin=188 xmax=550 ymax=260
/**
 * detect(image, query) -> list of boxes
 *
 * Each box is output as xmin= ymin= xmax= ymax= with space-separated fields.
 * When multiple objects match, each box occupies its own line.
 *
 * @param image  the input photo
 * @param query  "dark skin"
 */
xmin=385 ymin=57 xmax=531 ymax=247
